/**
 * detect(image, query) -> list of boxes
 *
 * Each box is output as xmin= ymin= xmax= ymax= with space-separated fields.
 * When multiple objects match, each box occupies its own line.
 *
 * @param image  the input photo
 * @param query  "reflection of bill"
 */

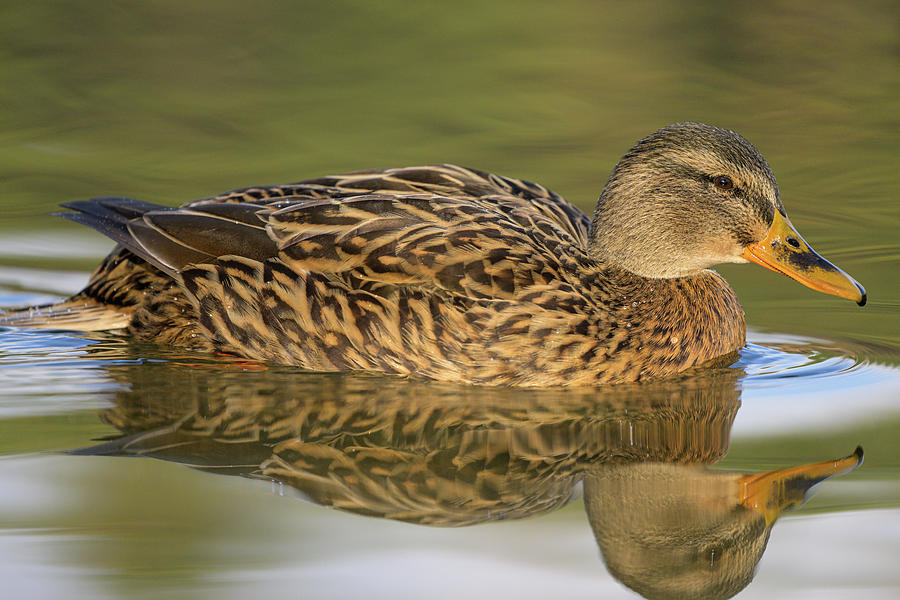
xmin=585 ymin=450 xmax=862 ymax=600
xmin=73 ymin=361 xmax=861 ymax=599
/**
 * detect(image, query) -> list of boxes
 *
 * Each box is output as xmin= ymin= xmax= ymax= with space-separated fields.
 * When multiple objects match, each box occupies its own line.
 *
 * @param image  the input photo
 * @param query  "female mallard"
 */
xmin=1 ymin=123 xmax=865 ymax=386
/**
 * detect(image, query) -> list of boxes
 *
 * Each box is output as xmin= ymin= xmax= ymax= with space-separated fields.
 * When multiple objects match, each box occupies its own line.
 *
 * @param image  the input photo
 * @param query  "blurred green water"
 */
xmin=1 ymin=1 xmax=899 ymax=599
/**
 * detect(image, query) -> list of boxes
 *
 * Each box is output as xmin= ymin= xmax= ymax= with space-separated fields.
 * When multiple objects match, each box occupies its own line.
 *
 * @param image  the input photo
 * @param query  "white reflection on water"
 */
xmin=0 ymin=267 xmax=91 ymax=297
xmin=751 ymin=510 xmax=900 ymax=598
xmin=207 ymin=509 xmax=900 ymax=600
xmin=0 ymin=459 xmax=107 ymax=599
xmin=0 ymin=532 xmax=105 ymax=600
xmin=0 ymin=234 xmax=113 ymax=260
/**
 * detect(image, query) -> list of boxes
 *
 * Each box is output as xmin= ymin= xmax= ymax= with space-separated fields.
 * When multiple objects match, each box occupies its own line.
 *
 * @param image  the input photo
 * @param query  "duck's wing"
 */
xmin=188 ymin=164 xmax=592 ymax=249
xmin=54 ymin=185 xmax=595 ymax=303
xmin=73 ymin=166 xmax=595 ymax=301
xmin=263 ymin=192 xmax=595 ymax=301
xmin=55 ymin=197 xmax=278 ymax=278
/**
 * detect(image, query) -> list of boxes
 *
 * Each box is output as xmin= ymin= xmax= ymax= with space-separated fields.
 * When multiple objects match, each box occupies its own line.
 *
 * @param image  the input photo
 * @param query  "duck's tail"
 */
xmin=2 ymin=195 xmax=276 ymax=334
xmin=0 ymin=296 xmax=132 ymax=331
xmin=0 ymin=197 xmax=168 ymax=332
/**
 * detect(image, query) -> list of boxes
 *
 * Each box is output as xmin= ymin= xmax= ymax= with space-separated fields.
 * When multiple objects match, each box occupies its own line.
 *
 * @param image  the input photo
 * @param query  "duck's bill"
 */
xmin=739 ymin=446 xmax=863 ymax=526
xmin=741 ymin=212 xmax=867 ymax=306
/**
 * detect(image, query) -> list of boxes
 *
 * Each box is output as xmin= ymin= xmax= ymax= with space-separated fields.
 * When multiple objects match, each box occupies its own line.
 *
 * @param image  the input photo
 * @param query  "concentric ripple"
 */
xmin=739 ymin=333 xmax=867 ymax=384
xmin=732 ymin=331 xmax=900 ymax=437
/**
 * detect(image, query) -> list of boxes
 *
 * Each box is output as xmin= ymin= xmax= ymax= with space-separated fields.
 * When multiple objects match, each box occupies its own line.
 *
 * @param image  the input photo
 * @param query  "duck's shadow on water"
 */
xmin=0 ymin=328 xmax=857 ymax=600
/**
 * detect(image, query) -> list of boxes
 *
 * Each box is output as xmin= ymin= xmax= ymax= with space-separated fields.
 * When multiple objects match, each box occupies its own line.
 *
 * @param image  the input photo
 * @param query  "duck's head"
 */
xmin=590 ymin=122 xmax=866 ymax=305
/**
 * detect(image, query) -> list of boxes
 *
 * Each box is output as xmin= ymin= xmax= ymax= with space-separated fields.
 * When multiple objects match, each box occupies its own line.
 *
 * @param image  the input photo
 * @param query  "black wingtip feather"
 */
xmin=55 ymin=196 xmax=277 ymax=278
xmin=59 ymin=197 xmax=169 ymax=221
xmin=56 ymin=197 xmax=179 ymax=277
xmin=54 ymin=210 xmax=140 ymax=254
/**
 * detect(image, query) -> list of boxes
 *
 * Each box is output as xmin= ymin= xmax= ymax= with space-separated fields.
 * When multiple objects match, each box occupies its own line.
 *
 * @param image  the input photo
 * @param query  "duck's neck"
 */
xmin=591 ymin=265 xmax=746 ymax=380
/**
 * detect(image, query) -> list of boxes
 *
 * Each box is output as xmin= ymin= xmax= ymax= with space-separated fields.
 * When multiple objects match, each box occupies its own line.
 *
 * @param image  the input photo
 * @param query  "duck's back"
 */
xmin=195 ymin=164 xmax=591 ymax=246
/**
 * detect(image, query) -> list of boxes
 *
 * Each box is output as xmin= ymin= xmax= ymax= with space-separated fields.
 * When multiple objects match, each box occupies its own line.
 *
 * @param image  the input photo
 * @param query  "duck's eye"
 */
xmin=714 ymin=175 xmax=734 ymax=190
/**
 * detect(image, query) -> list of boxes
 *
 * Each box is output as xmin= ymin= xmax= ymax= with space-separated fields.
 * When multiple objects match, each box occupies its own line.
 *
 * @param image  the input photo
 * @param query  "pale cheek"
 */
xmin=717 ymin=254 xmax=750 ymax=265
xmin=696 ymin=237 xmax=746 ymax=266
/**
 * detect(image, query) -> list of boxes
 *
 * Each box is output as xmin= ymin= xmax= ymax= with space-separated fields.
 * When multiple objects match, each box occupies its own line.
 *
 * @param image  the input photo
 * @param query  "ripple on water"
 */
xmin=0 ymin=327 xmax=128 ymax=417
xmin=740 ymin=337 xmax=861 ymax=383
xmin=732 ymin=331 xmax=900 ymax=437
xmin=738 ymin=330 xmax=898 ymax=387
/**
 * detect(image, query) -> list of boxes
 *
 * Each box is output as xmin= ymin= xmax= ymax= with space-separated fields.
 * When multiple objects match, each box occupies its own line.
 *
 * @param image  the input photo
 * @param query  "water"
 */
xmin=0 ymin=316 xmax=898 ymax=600
xmin=2 ymin=1 xmax=900 ymax=599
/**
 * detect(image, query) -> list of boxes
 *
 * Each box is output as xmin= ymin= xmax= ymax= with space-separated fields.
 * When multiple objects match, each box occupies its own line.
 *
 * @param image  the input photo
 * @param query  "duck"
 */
xmin=0 ymin=122 xmax=866 ymax=386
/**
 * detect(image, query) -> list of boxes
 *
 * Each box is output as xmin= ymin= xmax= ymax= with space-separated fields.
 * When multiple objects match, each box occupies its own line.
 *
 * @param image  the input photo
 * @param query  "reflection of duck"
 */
xmin=2 ymin=123 xmax=865 ymax=385
xmin=77 ymin=365 xmax=743 ymax=525
xmin=72 ymin=361 xmax=860 ymax=599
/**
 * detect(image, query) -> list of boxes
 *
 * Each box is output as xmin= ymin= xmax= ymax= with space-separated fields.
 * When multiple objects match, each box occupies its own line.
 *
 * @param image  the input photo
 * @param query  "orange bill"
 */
xmin=739 ymin=446 xmax=863 ymax=526
xmin=741 ymin=211 xmax=866 ymax=306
